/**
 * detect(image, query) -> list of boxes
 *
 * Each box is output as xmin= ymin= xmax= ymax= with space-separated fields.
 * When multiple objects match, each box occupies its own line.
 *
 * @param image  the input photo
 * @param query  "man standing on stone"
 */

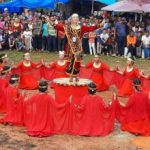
xmin=54 ymin=13 xmax=97 ymax=82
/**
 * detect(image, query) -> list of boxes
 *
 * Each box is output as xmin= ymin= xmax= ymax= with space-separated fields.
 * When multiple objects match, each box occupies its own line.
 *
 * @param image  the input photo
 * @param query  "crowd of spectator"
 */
xmin=0 ymin=8 xmax=150 ymax=59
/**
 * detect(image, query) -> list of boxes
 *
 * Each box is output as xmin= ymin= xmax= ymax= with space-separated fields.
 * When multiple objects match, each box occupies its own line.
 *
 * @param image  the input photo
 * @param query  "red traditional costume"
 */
xmin=141 ymin=77 xmax=150 ymax=93
xmin=53 ymin=100 xmax=71 ymax=134
xmin=70 ymin=95 xmax=115 ymax=136
xmin=55 ymin=24 xmax=97 ymax=55
xmin=24 ymin=93 xmax=54 ymax=137
xmin=0 ymin=85 xmax=24 ymax=125
xmin=86 ymin=62 xmax=110 ymax=91
xmin=0 ymin=64 xmax=4 ymax=71
xmin=16 ymin=61 xmax=40 ymax=90
xmin=55 ymin=24 xmax=96 ymax=77
xmin=50 ymin=60 xmax=68 ymax=88
xmin=118 ymin=67 xmax=140 ymax=97
xmin=116 ymin=92 xmax=150 ymax=135
xmin=0 ymin=77 xmax=9 ymax=113
xmin=50 ymin=61 xmax=68 ymax=79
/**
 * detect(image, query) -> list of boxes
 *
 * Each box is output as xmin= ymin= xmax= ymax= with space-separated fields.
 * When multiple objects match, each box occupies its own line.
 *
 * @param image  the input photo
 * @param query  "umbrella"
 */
xmin=101 ymin=0 xmax=150 ymax=13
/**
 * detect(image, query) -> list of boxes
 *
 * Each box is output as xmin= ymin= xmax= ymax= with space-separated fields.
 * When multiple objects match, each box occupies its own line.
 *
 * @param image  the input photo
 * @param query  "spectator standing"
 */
xmin=12 ymin=18 xmax=21 ymax=38
xmin=115 ymin=18 xmax=127 ymax=56
xmin=3 ymin=30 xmax=9 ymax=49
xmin=100 ymin=29 xmax=109 ymax=55
xmin=82 ymin=33 xmax=89 ymax=54
xmin=8 ymin=34 xmax=15 ymax=50
xmin=32 ymin=17 xmax=42 ymax=51
xmin=23 ymin=27 xmax=32 ymax=51
xmin=136 ymin=31 xmax=143 ymax=58
xmin=57 ymin=19 xmax=66 ymax=51
xmin=127 ymin=31 xmax=137 ymax=58
xmin=88 ymin=31 xmax=96 ymax=55
xmin=96 ymin=28 xmax=102 ymax=54
xmin=142 ymin=31 xmax=150 ymax=59
xmin=41 ymin=18 xmax=48 ymax=51
xmin=15 ymin=35 xmax=25 ymax=51
xmin=0 ymin=30 xmax=3 ymax=50
xmin=28 ymin=19 xmax=33 ymax=31
xmin=47 ymin=16 xmax=57 ymax=51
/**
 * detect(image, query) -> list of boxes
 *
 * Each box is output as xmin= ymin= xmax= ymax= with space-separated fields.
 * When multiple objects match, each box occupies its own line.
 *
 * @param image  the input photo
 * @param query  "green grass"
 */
xmin=1 ymin=50 xmax=150 ymax=74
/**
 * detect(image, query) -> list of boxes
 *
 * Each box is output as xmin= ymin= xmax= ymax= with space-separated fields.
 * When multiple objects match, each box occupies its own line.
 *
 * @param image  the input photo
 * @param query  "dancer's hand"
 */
xmin=81 ymin=64 xmax=86 ymax=67
xmin=11 ymin=61 xmax=17 ymax=68
xmin=148 ymin=92 xmax=150 ymax=100
xmin=115 ymin=65 xmax=119 ymax=71
xmin=113 ymin=92 xmax=117 ymax=100
xmin=44 ymin=62 xmax=51 ymax=68
xmin=40 ymin=59 xmax=44 ymax=65
xmin=69 ymin=95 xmax=72 ymax=104
xmin=140 ymin=70 xmax=144 ymax=76
xmin=22 ymin=92 xmax=28 ymax=101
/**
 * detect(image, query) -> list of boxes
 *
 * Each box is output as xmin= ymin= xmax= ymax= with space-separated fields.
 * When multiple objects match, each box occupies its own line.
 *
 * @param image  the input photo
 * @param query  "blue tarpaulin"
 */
xmin=79 ymin=0 xmax=116 ymax=5
xmin=96 ymin=0 xmax=116 ymax=5
xmin=20 ymin=0 xmax=55 ymax=8
xmin=0 ymin=0 xmax=69 ymax=10
xmin=0 ymin=0 xmax=115 ymax=13
xmin=0 ymin=0 xmax=22 ymax=13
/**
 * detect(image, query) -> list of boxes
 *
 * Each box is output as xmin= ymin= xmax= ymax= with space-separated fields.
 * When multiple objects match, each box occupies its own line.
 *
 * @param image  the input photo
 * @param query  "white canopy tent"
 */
xmin=101 ymin=0 xmax=150 ymax=13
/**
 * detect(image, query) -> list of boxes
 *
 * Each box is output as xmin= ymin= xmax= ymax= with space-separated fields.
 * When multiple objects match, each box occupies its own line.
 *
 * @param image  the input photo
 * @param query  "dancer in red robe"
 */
xmin=70 ymin=82 xmax=115 ymax=136
xmin=45 ymin=51 xmax=68 ymax=87
xmin=54 ymin=13 xmax=97 ymax=82
xmin=24 ymin=80 xmax=54 ymax=137
xmin=140 ymin=74 xmax=150 ymax=93
xmin=0 ymin=66 xmax=10 ymax=113
xmin=0 ymin=74 xmax=24 ymax=125
xmin=116 ymin=79 xmax=150 ymax=135
xmin=117 ymin=58 xmax=141 ymax=97
xmin=50 ymin=51 xmax=68 ymax=79
xmin=85 ymin=55 xmax=114 ymax=91
xmin=15 ymin=53 xmax=43 ymax=90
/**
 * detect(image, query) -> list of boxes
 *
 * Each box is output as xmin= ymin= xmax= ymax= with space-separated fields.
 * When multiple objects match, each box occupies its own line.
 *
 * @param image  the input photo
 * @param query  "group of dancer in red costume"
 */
xmin=0 ymin=51 xmax=150 ymax=137
xmin=0 ymin=13 xmax=150 ymax=137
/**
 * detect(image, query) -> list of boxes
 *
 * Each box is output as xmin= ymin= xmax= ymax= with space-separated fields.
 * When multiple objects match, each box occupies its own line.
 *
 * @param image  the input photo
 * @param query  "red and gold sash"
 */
xmin=64 ymin=25 xmax=83 ymax=55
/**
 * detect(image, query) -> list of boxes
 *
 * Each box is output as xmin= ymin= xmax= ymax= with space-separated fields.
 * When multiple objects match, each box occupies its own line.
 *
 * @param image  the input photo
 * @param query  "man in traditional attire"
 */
xmin=54 ymin=13 xmax=97 ymax=82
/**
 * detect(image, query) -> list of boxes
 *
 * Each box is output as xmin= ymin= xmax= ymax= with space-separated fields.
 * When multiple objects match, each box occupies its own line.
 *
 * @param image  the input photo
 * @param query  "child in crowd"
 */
xmin=88 ymin=31 xmax=96 ymax=55
xmin=8 ymin=34 xmax=15 ymax=50
xmin=23 ymin=27 xmax=32 ymax=51
xmin=15 ymin=35 xmax=25 ymax=51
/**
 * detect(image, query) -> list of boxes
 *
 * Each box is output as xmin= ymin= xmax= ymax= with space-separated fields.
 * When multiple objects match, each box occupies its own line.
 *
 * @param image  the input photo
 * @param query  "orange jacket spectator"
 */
xmin=127 ymin=34 xmax=137 ymax=46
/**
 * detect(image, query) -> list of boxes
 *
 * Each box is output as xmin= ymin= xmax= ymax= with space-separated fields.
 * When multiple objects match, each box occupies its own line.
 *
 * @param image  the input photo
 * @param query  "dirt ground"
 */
xmin=0 ymin=86 xmax=150 ymax=150
xmin=1 ymin=51 xmax=150 ymax=150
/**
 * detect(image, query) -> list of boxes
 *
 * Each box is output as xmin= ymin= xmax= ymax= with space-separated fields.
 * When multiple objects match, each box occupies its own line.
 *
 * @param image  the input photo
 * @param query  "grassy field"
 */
xmin=1 ymin=50 xmax=150 ymax=74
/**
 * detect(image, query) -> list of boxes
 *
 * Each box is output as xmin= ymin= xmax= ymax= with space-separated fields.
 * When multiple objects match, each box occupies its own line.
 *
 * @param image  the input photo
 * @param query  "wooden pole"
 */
xmin=91 ymin=0 xmax=95 ymax=15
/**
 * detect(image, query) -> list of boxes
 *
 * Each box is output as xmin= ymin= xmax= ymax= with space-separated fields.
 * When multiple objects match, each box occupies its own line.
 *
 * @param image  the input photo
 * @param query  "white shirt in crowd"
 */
xmin=142 ymin=35 xmax=150 ymax=48
xmin=28 ymin=24 xmax=33 ymax=31
xmin=23 ymin=31 xmax=32 ymax=38
xmin=0 ymin=34 xmax=3 ymax=42
xmin=132 ymin=26 xmax=143 ymax=32
xmin=100 ymin=33 xmax=109 ymax=43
